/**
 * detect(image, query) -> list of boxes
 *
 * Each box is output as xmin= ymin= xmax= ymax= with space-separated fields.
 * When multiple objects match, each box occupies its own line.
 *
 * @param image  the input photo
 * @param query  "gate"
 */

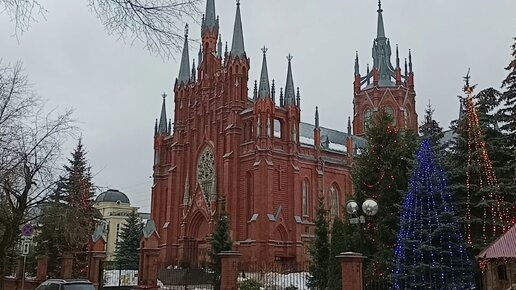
xmin=99 ymin=261 xmax=138 ymax=290
xmin=158 ymin=266 xmax=213 ymax=289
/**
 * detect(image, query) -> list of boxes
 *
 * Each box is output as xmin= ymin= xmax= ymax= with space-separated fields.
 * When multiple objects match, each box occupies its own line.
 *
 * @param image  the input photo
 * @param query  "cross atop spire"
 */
xmin=230 ymin=0 xmax=246 ymax=58
xmin=258 ymin=47 xmax=271 ymax=99
xmin=177 ymin=24 xmax=191 ymax=85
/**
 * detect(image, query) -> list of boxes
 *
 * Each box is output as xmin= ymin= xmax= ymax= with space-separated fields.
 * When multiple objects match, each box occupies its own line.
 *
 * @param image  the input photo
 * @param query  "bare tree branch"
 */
xmin=0 ymin=0 xmax=45 ymax=36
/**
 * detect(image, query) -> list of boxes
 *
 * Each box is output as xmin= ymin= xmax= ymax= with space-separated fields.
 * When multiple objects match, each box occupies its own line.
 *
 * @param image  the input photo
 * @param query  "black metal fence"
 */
xmin=237 ymin=261 xmax=310 ymax=290
xmin=158 ymin=267 xmax=213 ymax=289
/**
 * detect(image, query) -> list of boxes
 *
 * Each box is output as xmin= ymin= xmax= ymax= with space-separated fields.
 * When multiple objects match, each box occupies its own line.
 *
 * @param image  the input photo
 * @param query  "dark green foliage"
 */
xmin=419 ymin=102 xmax=445 ymax=153
xmin=114 ymin=211 xmax=143 ymax=269
xmin=307 ymin=198 xmax=330 ymax=290
xmin=499 ymin=37 xmax=516 ymax=224
xmin=351 ymin=110 xmax=418 ymax=283
xmin=239 ymin=279 xmax=262 ymax=290
xmin=210 ymin=213 xmax=232 ymax=290
xmin=393 ymin=139 xmax=475 ymax=289
xmin=327 ymin=216 xmax=347 ymax=290
xmin=36 ymin=139 xmax=96 ymax=277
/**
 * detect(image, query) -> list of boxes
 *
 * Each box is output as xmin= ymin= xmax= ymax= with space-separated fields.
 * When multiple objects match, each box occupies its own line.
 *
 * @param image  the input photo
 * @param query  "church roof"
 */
xmin=298 ymin=122 xmax=367 ymax=152
xmin=96 ymin=189 xmax=130 ymax=204
xmin=477 ymin=224 xmax=516 ymax=259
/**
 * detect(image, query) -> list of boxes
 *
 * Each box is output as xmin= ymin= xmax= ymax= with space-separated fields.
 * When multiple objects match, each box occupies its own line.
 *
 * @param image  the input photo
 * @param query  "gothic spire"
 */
xmin=377 ymin=0 xmax=386 ymax=39
xmin=284 ymin=54 xmax=296 ymax=106
xmin=354 ymin=51 xmax=360 ymax=76
xmin=347 ymin=116 xmax=352 ymax=136
xmin=315 ymin=106 xmax=320 ymax=129
xmin=178 ymin=24 xmax=191 ymax=85
xmin=409 ymin=49 xmax=413 ymax=73
xmin=396 ymin=44 xmax=400 ymax=68
xmin=258 ymin=47 xmax=271 ymax=99
xmin=202 ymin=0 xmax=218 ymax=33
xmin=230 ymin=0 xmax=246 ymax=58
xmin=218 ymin=34 xmax=223 ymax=57
xmin=158 ymin=93 xmax=168 ymax=135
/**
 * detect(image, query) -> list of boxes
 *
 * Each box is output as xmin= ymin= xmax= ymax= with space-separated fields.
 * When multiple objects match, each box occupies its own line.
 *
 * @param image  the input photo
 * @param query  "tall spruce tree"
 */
xmin=327 ymin=216 xmax=348 ymax=290
xmin=114 ymin=211 xmax=143 ymax=269
xmin=419 ymin=102 xmax=445 ymax=150
xmin=210 ymin=212 xmax=232 ymax=290
xmin=499 ymin=37 xmax=516 ymax=224
xmin=307 ymin=198 xmax=330 ymax=290
xmin=351 ymin=110 xmax=418 ymax=284
xmin=393 ymin=139 xmax=475 ymax=290
xmin=36 ymin=139 xmax=96 ymax=277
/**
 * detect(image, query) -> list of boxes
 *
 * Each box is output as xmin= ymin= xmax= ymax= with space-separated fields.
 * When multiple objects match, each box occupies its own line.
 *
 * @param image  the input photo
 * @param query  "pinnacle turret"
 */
xmin=202 ymin=0 xmax=218 ymax=34
xmin=230 ymin=0 xmax=246 ymax=58
xmin=258 ymin=47 xmax=271 ymax=99
xmin=177 ymin=24 xmax=190 ymax=85
xmin=284 ymin=54 xmax=296 ymax=107
xmin=315 ymin=107 xmax=320 ymax=129
xmin=377 ymin=0 xmax=385 ymax=39
xmin=355 ymin=51 xmax=360 ymax=76
xmin=157 ymin=93 xmax=168 ymax=135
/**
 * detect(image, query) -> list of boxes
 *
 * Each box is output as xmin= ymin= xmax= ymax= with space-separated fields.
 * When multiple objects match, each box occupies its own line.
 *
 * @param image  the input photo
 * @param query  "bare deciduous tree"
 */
xmin=1 ymin=0 xmax=201 ymax=57
xmin=0 ymin=61 xmax=75 ymax=286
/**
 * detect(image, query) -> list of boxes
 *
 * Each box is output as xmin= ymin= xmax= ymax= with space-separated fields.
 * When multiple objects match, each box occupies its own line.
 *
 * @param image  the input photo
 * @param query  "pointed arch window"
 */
xmin=302 ymin=179 xmax=310 ymax=217
xmin=385 ymin=107 xmax=396 ymax=126
xmin=364 ymin=109 xmax=373 ymax=131
xmin=329 ymin=184 xmax=340 ymax=217
xmin=257 ymin=118 xmax=262 ymax=137
xmin=197 ymin=147 xmax=215 ymax=203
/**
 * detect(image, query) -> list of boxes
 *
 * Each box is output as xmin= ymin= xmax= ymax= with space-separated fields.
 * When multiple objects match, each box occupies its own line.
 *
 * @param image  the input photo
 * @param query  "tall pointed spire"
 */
xmin=178 ymin=24 xmax=191 ymax=85
xmin=198 ymin=44 xmax=202 ymax=65
xmin=284 ymin=54 xmax=296 ymax=106
xmin=158 ymin=93 xmax=168 ymax=135
xmin=217 ymin=34 xmax=223 ymax=57
xmin=191 ymin=59 xmax=196 ymax=82
xmin=409 ymin=49 xmax=413 ymax=73
xmin=354 ymin=51 xmax=360 ymax=76
xmin=377 ymin=0 xmax=386 ymax=39
xmin=258 ymin=47 xmax=271 ymax=99
xmin=347 ymin=116 xmax=352 ymax=136
xmin=396 ymin=44 xmax=400 ymax=68
xmin=230 ymin=0 xmax=246 ymax=58
xmin=315 ymin=107 xmax=320 ymax=128
xmin=202 ymin=0 xmax=217 ymax=33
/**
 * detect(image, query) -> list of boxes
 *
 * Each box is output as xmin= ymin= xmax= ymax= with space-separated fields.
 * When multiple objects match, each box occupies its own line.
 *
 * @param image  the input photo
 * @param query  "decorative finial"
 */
xmin=262 ymin=46 xmax=268 ymax=55
xmin=272 ymin=80 xmax=276 ymax=101
xmin=396 ymin=44 xmax=400 ymax=68
xmin=378 ymin=0 xmax=383 ymax=12
xmin=184 ymin=24 xmax=189 ymax=37
xmin=236 ymin=0 xmax=240 ymax=5
xmin=409 ymin=49 xmax=413 ymax=73
xmin=287 ymin=54 xmax=293 ymax=62
xmin=162 ymin=92 xmax=167 ymax=100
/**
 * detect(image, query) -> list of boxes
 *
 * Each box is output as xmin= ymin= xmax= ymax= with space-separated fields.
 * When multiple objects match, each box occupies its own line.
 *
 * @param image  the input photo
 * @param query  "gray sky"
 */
xmin=1 ymin=0 xmax=515 ymax=212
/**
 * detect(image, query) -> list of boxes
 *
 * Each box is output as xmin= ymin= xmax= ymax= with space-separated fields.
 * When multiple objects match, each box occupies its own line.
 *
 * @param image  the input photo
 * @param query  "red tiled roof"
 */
xmin=477 ymin=224 xmax=516 ymax=259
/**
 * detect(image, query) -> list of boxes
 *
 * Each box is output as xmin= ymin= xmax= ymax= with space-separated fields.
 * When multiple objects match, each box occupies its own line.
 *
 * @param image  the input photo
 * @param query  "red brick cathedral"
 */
xmin=149 ymin=0 xmax=417 ymax=268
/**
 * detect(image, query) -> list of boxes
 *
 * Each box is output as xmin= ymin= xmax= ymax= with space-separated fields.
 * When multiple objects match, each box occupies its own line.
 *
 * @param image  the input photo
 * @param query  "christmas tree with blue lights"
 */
xmin=393 ymin=139 xmax=475 ymax=290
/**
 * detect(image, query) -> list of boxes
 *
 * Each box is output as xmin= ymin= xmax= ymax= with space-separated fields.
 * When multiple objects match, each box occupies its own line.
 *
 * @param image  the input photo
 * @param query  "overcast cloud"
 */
xmin=1 ymin=0 xmax=515 ymax=212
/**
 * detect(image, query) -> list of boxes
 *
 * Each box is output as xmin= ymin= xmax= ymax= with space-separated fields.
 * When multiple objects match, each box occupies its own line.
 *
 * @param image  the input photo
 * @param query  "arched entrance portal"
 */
xmin=183 ymin=210 xmax=210 ymax=267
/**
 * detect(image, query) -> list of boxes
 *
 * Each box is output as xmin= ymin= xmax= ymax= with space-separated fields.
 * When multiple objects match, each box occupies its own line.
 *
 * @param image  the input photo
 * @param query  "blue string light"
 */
xmin=392 ymin=139 xmax=475 ymax=290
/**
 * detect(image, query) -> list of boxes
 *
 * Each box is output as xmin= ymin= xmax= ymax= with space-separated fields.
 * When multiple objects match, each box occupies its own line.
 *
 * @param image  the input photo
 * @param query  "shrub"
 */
xmin=239 ymin=279 xmax=263 ymax=290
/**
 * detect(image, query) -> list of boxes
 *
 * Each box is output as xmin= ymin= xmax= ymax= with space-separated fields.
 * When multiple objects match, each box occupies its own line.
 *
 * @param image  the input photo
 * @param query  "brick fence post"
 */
xmin=218 ymin=251 xmax=242 ymax=290
xmin=37 ymin=256 xmax=49 ymax=281
xmin=337 ymin=252 xmax=366 ymax=290
xmin=61 ymin=253 xmax=74 ymax=279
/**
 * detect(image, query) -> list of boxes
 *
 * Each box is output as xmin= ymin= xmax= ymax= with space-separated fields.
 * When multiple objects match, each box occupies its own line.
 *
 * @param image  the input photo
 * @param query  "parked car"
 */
xmin=35 ymin=279 xmax=95 ymax=290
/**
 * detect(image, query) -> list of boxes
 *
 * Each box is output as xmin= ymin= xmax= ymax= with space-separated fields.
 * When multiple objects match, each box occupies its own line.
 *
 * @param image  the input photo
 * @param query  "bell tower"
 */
xmin=352 ymin=0 xmax=417 ymax=135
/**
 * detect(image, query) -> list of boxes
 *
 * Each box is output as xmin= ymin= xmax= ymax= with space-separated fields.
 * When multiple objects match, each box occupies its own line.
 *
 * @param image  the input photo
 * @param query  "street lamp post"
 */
xmin=345 ymin=199 xmax=379 ymax=253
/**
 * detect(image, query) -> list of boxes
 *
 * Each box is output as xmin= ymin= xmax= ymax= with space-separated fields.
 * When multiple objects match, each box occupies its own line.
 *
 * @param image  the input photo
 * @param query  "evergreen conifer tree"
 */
xmin=307 ymin=198 xmax=330 ymax=290
xmin=351 ymin=110 xmax=418 ymax=284
xmin=210 ymin=212 xmax=232 ymax=290
xmin=393 ymin=139 xmax=475 ymax=290
xmin=499 ymin=37 xmax=516 ymax=224
xmin=114 ymin=211 xmax=143 ymax=269
xmin=327 ymin=216 xmax=348 ymax=290
xmin=36 ymin=139 xmax=96 ymax=277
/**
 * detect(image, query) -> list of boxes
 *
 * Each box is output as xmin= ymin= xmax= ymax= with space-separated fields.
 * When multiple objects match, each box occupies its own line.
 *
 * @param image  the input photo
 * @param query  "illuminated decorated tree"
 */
xmin=350 ymin=110 xmax=418 ymax=284
xmin=393 ymin=139 xmax=475 ymax=290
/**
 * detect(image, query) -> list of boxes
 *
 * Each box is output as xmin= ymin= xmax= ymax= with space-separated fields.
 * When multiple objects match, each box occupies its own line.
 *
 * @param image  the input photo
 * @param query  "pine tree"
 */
xmin=114 ymin=211 xmax=143 ymax=270
xmin=307 ymin=198 xmax=330 ymax=290
xmin=419 ymin=102 xmax=445 ymax=151
xmin=351 ymin=110 xmax=418 ymax=284
xmin=327 ymin=216 xmax=348 ymax=290
xmin=393 ymin=139 xmax=475 ymax=290
xmin=36 ymin=139 xmax=96 ymax=277
xmin=210 ymin=212 xmax=232 ymax=290
xmin=499 ymin=37 xmax=516 ymax=225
